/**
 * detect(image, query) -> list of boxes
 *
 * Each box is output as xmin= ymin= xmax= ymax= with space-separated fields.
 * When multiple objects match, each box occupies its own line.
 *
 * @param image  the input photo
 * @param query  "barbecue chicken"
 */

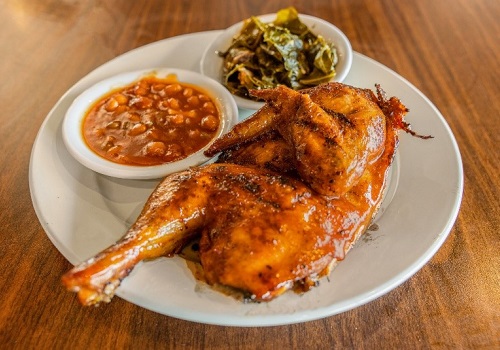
xmin=62 ymin=82 xmax=417 ymax=305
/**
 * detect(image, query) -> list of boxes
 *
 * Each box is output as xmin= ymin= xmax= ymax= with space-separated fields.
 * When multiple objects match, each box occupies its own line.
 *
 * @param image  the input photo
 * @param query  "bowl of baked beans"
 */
xmin=63 ymin=68 xmax=238 ymax=179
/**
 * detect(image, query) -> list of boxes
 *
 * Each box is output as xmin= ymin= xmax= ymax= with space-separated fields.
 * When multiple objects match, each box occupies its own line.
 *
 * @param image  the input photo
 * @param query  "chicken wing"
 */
xmin=206 ymin=83 xmax=387 ymax=197
xmin=216 ymin=130 xmax=296 ymax=175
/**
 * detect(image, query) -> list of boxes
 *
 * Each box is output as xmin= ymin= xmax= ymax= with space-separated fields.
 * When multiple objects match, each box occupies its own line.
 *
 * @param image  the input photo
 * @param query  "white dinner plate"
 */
xmin=29 ymin=31 xmax=463 ymax=327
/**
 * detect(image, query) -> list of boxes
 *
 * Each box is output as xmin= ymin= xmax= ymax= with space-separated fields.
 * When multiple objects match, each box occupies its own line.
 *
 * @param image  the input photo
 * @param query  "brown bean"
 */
xmin=182 ymin=87 xmax=193 ymax=98
xmin=114 ymin=93 xmax=128 ymax=105
xmin=169 ymin=114 xmax=184 ymax=125
xmin=165 ymin=84 xmax=182 ymax=95
xmin=157 ymin=100 xmax=169 ymax=110
xmin=200 ymin=115 xmax=219 ymax=131
xmin=168 ymin=97 xmax=180 ymax=110
xmin=144 ymin=141 xmax=166 ymax=157
xmin=105 ymin=98 xmax=119 ymax=112
xmin=128 ymin=123 xmax=147 ymax=136
xmin=198 ymin=93 xmax=210 ymax=102
xmin=202 ymin=101 xmax=216 ymax=113
xmin=187 ymin=95 xmax=200 ymax=106
xmin=132 ymin=96 xmax=153 ymax=109
xmin=184 ymin=110 xmax=197 ymax=118
xmin=113 ymin=105 xmax=129 ymax=116
xmin=138 ymin=80 xmax=150 ymax=89
xmin=106 ymin=120 xmax=121 ymax=129
xmin=151 ymin=83 xmax=165 ymax=93
xmin=134 ymin=85 xmax=148 ymax=96
xmin=93 ymin=128 xmax=105 ymax=137
xmin=128 ymin=113 xmax=141 ymax=122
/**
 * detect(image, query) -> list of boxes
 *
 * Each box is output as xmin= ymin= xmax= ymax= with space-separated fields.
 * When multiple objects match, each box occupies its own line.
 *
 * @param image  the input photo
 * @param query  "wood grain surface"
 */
xmin=0 ymin=0 xmax=498 ymax=348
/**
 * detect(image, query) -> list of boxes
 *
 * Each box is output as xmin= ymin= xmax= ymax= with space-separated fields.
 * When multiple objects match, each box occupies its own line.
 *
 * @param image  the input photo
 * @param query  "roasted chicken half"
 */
xmin=62 ymin=83 xmax=415 ymax=305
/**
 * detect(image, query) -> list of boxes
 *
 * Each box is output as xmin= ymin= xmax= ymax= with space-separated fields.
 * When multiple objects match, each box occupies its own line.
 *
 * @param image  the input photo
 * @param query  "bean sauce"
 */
xmin=82 ymin=74 xmax=221 ymax=166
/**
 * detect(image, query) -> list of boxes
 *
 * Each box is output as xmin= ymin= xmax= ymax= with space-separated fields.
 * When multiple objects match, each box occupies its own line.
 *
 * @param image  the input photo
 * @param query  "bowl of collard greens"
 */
xmin=200 ymin=7 xmax=353 ymax=110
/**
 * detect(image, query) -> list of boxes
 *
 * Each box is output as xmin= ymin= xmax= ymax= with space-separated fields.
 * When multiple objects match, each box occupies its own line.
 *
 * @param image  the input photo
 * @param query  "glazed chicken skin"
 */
xmin=62 ymin=83 xmax=411 ymax=305
xmin=210 ymin=83 xmax=424 ymax=187
xmin=216 ymin=131 xmax=296 ymax=175
xmin=206 ymin=83 xmax=389 ymax=198
xmin=62 ymin=160 xmax=385 ymax=305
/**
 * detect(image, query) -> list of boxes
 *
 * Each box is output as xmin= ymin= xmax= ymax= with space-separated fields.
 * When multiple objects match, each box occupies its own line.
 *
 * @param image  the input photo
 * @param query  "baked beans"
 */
xmin=82 ymin=74 xmax=221 ymax=166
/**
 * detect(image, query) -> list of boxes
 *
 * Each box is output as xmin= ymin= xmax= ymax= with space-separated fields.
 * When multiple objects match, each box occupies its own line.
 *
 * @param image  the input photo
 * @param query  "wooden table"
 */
xmin=1 ymin=0 xmax=498 ymax=348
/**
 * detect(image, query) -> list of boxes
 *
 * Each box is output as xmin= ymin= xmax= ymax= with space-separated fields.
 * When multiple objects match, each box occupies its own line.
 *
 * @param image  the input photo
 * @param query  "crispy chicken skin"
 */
xmin=206 ymin=84 xmax=388 ymax=197
xmin=62 ymin=83 xmax=411 ymax=305
xmin=216 ymin=131 xmax=296 ymax=175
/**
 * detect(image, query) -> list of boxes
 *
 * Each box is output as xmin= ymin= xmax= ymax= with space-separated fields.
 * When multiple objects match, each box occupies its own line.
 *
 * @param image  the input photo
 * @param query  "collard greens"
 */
xmin=219 ymin=7 xmax=338 ymax=100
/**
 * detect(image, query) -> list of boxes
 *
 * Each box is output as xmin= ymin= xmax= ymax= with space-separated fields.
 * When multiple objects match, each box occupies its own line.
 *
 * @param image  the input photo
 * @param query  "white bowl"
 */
xmin=200 ymin=14 xmax=353 ymax=110
xmin=62 ymin=68 xmax=238 ymax=179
